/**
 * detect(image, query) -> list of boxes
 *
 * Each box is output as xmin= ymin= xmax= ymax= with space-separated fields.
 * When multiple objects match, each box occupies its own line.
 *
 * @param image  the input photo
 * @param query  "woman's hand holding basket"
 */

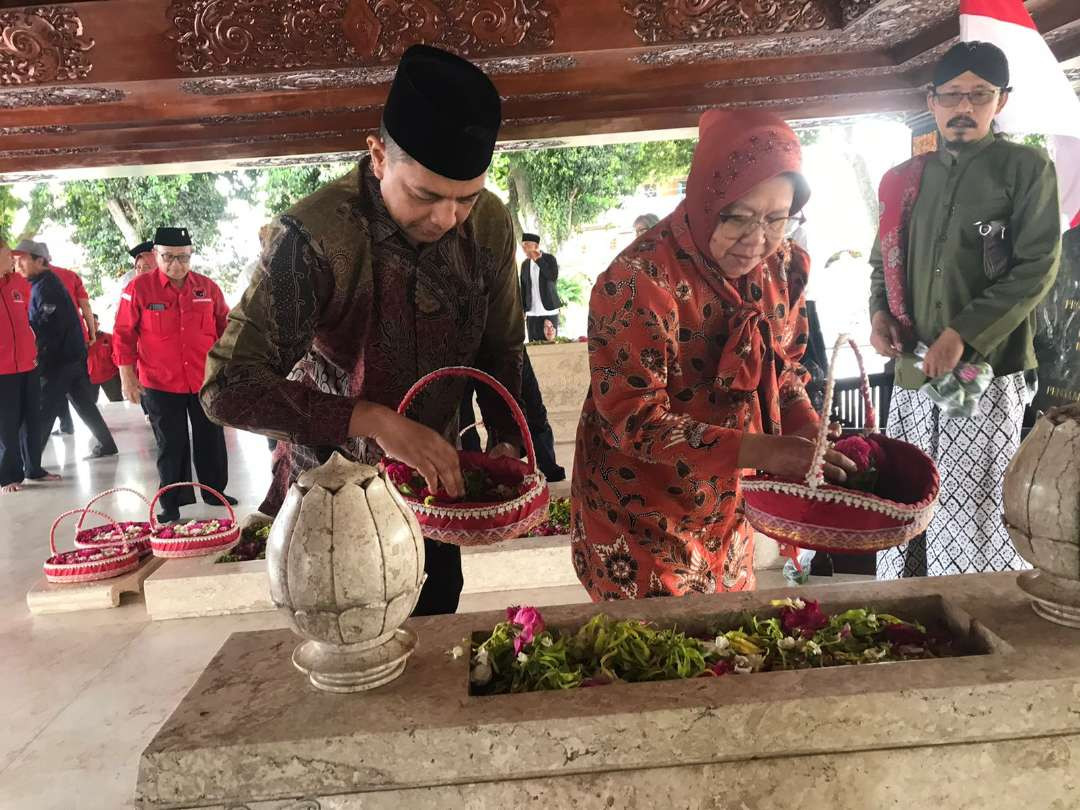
xmin=738 ymin=433 xmax=857 ymax=484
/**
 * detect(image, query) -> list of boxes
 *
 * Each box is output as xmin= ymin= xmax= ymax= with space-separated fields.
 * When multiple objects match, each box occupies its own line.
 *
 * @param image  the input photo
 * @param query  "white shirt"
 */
xmin=525 ymin=257 xmax=559 ymax=316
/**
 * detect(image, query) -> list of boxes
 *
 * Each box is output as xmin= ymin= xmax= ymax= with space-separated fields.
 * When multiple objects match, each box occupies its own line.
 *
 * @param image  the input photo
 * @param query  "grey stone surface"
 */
xmin=163 ymin=735 xmax=1080 ymax=809
xmin=138 ymin=572 xmax=1080 ymax=808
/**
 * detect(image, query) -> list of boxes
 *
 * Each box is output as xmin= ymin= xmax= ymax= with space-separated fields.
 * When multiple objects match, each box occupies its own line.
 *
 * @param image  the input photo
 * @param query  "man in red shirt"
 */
xmin=121 ymin=240 xmax=156 ymax=287
xmin=113 ymin=227 xmax=235 ymax=522
xmin=0 ymin=239 xmax=60 ymax=493
xmin=14 ymin=240 xmax=118 ymax=460
xmin=87 ymin=314 xmax=121 ymax=402
xmin=14 ymin=241 xmax=97 ymax=436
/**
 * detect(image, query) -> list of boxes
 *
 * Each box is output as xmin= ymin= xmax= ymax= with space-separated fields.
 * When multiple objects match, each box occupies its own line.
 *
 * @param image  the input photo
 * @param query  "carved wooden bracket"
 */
xmin=0 ymin=6 xmax=95 ymax=86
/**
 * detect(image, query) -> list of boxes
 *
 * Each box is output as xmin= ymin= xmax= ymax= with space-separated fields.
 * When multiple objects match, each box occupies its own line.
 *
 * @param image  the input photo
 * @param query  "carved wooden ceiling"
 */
xmin=1 ymin=0 xmax=1078 ymax=181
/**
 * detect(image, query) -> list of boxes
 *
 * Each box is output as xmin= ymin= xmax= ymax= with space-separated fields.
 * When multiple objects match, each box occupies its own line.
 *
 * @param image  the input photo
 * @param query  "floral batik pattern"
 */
xmin=571 ymin=202 xmax=817 ymax=601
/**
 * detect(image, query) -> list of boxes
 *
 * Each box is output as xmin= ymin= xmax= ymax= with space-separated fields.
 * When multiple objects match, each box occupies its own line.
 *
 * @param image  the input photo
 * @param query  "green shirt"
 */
xmin=870 ymin=133 xmax=1061 ymax=389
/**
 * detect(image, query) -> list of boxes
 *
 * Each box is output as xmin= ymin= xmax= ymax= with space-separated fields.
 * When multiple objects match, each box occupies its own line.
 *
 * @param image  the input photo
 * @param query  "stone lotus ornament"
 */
xmin=267 ymin=452 xmax=426 ymax=692
xmin=1003 ymin=403 xmax=1080 ymax=628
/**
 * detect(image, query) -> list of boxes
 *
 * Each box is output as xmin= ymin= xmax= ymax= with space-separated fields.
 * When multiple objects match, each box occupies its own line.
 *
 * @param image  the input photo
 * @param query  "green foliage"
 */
xmin=18 ymin=184 xmax=54 ymax=241
xmin=256 ymin=163 xmax=352 ymax=218
xmin=490 ymin=139 xmax=696 ymax=249
xmin=795 ymin=127 xmax=822 ymax=147
xmin=0 ymin=186 xmax=16 ymax=244
xmin=1002 ymin=132 xmax=1049 ymax=154
xmin=52 ymin=173 xmax=248 ymax=297
xmin=556 ymin=273 xmax=587 ymax=308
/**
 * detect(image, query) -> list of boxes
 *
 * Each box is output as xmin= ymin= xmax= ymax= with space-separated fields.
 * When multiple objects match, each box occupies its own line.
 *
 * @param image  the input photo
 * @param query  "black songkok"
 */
xmin=128 ymin=240 xmax=154 ymax=259
xmin=153 ymin=227 xmax=192 ymax=247
xmin=932 ymin=41 xmax=1011 ymax=89
xmin=382 ymin=44 xmax=501 ymax=181
xmin=521 ymin=233 xmax=540 ymax=244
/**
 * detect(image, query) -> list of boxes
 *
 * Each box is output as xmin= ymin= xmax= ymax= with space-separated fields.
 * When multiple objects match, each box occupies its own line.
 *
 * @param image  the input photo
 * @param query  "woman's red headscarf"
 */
xmin=654 ymin=109 xmax=814 ymax=434
xmin=685 ymin=109 xmax=810 ymax=259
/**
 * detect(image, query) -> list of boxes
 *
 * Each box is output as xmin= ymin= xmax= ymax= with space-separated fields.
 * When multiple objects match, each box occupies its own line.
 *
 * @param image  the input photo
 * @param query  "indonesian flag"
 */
xmin=959 ymin=0 xmax=1080 ymax=229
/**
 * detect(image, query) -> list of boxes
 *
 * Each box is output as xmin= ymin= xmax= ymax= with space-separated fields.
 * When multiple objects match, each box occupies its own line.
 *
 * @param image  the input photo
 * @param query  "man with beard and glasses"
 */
xmin=869 ymin=42 xmax=1061 ymax=580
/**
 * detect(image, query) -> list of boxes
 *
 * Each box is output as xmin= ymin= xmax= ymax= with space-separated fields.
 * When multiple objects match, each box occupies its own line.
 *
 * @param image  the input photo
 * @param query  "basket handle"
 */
xmin=51 ymin=508 xmax=119 ymax=555
xmin=459 ymin=421 xmax=483 ymax=439
xmin=76 ymin=487 xmax=151 ymax=533
xmin=396 ymin=366 xmax=538 ymax=474
xmin=148 ymin=482 xmax=237 ymax=531
xmin=806 ymin=334 xmax=877 ymax=490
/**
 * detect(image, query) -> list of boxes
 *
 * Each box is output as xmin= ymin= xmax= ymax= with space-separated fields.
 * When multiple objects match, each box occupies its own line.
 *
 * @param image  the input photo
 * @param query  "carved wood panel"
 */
xmin=168 ymin=0 xmax=358 ymax=74
xmin=0 ymin=6 xmax=94 ymax=86
xmin=622 ymin=0 xmax=836 ymax=45
xmin=0 ymin=86 xmax=122 ymax=108
xmin=343 ymin=0 xmax=555 ymax=60
xmin=168 ymin=0 xmax=556 ymax=74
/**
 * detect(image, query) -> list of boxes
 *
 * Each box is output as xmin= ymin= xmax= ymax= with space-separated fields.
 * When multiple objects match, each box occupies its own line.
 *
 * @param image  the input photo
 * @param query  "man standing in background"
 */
xmin=869 ymin=42 xmax=1060 ymax=579
xmin=121 ymin=240 xmax=156 ymax=286
xmin=519 ymin=233 xmax=561 ymax=342
xmin=87 ymin=314 xmax=122 ymax=402
xmin=13 ymin=242 xmax=118 ymax=461
xmin=14 ymin=241 xmax=97 ymax=436
xmin=0 ymin=238 xmax=61 ymax=493
xmin=114 ymin=227 xmax=234 ymax=523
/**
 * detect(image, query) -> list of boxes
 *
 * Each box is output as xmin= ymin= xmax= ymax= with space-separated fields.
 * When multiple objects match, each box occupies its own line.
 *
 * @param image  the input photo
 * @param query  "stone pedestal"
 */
xmin=529 ymin=341 xmax=589 ymax=462
xmin=137 ymin=572 xmax=1080 ymax=809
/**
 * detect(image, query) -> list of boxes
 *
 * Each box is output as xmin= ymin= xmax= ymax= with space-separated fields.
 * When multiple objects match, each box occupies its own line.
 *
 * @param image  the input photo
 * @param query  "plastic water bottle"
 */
xmin=782 ymin=548 xmax=816 ymax=586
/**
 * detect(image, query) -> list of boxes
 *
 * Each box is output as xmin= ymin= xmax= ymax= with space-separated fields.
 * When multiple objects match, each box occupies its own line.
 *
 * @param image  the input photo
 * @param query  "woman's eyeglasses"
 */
xmin=932 ymin=89 xmax=999 ymax=108
xmin=715 ymin=213 xmax=805 ymax=240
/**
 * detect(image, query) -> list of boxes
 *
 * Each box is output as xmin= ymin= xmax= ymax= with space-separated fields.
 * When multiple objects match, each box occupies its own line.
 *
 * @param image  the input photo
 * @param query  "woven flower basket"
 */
xmin=73 ymin=487 xmax=153 ymax=558
xmin=44 ymin=508 xmax=141 ymax=584
xmin=148 ymin=483 xmax=240 ymax=558
xmin=389 ymin=366 xmax=550 ymax=547
xmin=742 ymin=335 xmax=939 ymax=554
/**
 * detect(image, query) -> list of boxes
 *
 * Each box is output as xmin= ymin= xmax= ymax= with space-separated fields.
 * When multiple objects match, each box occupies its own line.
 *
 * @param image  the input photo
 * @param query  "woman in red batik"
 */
xmin=571 ymin=110 xmax=855 ymax=601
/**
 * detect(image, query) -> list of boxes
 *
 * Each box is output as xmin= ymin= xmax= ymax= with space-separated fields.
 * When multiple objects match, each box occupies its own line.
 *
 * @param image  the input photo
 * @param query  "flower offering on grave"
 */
xmin=465 ymin=598 xmax=958 ymax=696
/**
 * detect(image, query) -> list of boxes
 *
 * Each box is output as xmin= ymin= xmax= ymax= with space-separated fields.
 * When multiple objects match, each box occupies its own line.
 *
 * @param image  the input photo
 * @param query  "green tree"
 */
xmin=53 ymin=173 xmax=250 ymax=296
xmin=490 ymin=139 xmax=696 ymax=249
xmin=556 ymin=273 xmax=588 ymax=309
xmin=257 ymin=163 xmax=352 ymax=218
xmin=0 ymin=185 xmax=17 ymax=244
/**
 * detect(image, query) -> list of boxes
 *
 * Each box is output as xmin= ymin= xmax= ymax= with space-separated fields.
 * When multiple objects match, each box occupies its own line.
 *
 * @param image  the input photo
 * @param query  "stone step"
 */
xmin=144 ymin=529 xmax=581 ymax=621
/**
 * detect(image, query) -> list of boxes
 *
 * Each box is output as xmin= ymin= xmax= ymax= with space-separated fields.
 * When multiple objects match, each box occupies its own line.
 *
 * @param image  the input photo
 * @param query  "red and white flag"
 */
xmin=960 ymin=0 xmax=1080 ymax=229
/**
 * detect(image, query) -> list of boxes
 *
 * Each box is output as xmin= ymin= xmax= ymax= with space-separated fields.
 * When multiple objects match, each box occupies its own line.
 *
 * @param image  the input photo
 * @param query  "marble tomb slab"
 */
xmin=136 ymin=572 xmax=1080 ymax=808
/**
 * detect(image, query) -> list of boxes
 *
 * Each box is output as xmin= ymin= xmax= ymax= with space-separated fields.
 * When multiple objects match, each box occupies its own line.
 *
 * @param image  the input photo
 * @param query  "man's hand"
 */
xmin=738 ymin=433 xmax=857 ymax=483
xmin=119 ymin=365 xmax=143 ymax=405
xmin=353 ymin=402 xmax=464 ymax=499
xmin=870 ymin=310 xmax=903 ymax=359
xmin=923 ymin=328 xmax=965 ymax=379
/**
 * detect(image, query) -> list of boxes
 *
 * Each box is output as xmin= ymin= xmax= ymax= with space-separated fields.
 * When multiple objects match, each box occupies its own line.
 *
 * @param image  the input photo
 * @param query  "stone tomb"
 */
xmin=136 ymin=572 xmax=1080 ymax=809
